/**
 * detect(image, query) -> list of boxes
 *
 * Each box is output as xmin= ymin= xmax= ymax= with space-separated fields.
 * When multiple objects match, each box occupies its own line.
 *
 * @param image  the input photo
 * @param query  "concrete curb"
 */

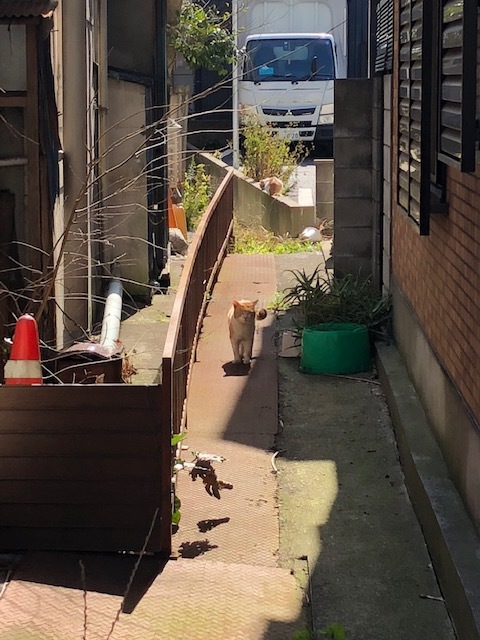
xmin=376 ymin=341 xmax=480 ymax=640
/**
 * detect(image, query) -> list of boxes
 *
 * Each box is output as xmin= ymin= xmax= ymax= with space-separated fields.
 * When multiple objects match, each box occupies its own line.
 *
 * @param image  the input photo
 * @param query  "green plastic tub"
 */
xmin=300 ymin=323 xmax=371 ymax=375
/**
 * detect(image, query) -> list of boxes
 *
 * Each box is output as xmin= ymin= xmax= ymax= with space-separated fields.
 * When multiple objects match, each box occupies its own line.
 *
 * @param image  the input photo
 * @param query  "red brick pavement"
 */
xmin=0 ymin=254 xmax=305 ymax=640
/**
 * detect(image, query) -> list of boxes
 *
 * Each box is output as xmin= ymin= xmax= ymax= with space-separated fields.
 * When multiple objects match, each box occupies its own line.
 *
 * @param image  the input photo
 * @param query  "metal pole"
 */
xmin=232 ymin=0 xmax=240 ymax=169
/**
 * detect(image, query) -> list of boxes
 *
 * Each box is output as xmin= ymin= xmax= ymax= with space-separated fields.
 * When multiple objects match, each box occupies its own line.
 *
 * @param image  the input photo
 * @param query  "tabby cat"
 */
xmin=227 ymin=299 xmax=267 ymax=365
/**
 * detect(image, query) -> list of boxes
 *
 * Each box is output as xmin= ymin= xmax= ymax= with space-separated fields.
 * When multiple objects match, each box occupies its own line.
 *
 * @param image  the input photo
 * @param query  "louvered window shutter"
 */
xmin=398 ymin=0 xmax=433 ymax=234
xmin=438 ymin=0 xmax=477 ymax=171
xmin=375 ymin=0 xmax=394 ymax=74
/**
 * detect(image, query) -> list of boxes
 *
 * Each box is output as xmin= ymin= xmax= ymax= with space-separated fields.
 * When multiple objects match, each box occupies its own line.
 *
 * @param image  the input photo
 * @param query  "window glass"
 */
xmin=0 ymin=25 xmax=27 ymax=91
xmin=0 ymin=107 xmax=25 ymax=159
xmin=244 ymin=38 xmax=335 ymax=82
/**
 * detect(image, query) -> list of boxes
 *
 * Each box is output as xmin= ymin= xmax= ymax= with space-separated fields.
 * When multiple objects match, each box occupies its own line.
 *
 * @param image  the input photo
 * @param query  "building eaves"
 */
xmin=0 ymin=0 xmax=58 ymax=18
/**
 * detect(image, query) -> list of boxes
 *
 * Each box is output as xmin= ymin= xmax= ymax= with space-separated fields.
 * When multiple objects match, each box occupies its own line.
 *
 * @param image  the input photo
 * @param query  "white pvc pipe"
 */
xmin=100 ymin=279 xmax=123 ymax=348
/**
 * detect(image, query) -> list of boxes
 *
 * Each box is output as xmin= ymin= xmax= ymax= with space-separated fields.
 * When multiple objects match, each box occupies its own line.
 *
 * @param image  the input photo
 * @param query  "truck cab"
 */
xmin=239 ymin=33 xmax=339 ymax=147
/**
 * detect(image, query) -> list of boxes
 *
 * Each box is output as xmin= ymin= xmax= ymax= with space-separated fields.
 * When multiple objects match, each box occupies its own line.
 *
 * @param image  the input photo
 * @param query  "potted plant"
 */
xmin=282 ymin=266 xmax=392 ymax=375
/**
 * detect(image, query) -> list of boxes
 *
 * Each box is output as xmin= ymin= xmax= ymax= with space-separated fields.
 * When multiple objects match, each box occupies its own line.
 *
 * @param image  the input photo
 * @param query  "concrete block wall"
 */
xmin=333 ymin=79 xmax=376 ymax=278
xmin=199 ymin=153 xmax=316 ymax=238
xmin=315 ymin=159 xmax=334 ymax=221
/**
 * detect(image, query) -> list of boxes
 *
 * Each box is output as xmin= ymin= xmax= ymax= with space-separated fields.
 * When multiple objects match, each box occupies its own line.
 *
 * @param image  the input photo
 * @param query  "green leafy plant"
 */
xmin=182 ymin=160 xmax=213 ymax=230
xmin=321 ymin=623 xmax=346 ymax=639
xmin=293 ymin=630 xmax=313 ymax=640
xmin=232 ymin=221 xmax=322 ymax=255
xmin=267 ymin=291 xmax=291 ymax=312
xmin=171 ymin=432 xmax=187 ymax=447
xmin=168 ymin=0 xmax=236 ymax=76
xmin=293 ymin=624 xmax=346 ymax=640
xmin=283 ymin=266 xmax=392 ymax=337
xmin=241 ymin=115 xmax=306 ymax=183
xmin=172 ymin=496 xmax=182 ymax=526
xmin=171 ymin=433 xmax=231 ymax=526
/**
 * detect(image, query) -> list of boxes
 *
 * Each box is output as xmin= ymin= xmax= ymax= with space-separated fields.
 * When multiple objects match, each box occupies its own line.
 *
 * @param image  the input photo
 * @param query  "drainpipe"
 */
xmin=100 ymin=279 xmax=123 ymax=348
xmin=151 ymin=0 xmax=169 ymax=283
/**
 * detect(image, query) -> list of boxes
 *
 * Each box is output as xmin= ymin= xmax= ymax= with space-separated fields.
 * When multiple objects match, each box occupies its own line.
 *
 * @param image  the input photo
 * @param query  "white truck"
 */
xmin=236 ymin=0 xmax=347 ymax=147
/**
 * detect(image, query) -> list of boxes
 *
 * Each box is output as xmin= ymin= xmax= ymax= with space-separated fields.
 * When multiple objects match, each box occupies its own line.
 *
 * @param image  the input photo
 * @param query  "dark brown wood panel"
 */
xmin=0 ymin=457 xmax=159 ymax=480
xmin=0 ymin=409 xmax=155 ymax=433
xmin=0 ymin=504 xmax=160 ymax=528
xmin=0 ymin=385 xmax=171 ymax=554
xmin=0 ymin=523 xmax=166 ymax=553
xmin=0 ymin=384 xmax=161 ymax=410
xmin=0 ymin=480 xmax=160 ymax=504
xmin=0 ymin=433 xmax=159 ymax=456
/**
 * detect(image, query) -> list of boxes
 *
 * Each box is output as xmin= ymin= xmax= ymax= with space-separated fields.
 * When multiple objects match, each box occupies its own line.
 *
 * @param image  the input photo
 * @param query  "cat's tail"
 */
xmin=256 ymin=308 xmax=267 ymax=321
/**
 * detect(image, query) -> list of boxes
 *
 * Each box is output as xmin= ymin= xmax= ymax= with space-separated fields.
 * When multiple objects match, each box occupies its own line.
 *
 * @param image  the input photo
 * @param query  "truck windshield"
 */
xmin=243 ymin=37 xmax=335 ymax=83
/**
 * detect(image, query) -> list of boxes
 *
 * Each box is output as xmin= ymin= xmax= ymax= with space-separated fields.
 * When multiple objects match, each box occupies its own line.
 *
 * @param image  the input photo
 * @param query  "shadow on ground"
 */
xmin=12 ymin=551 xmax=167 ymax=614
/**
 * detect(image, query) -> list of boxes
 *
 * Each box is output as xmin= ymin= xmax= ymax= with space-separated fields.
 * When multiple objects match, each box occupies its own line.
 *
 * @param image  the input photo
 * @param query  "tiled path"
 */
xmin=0 ymin=253 xmax=305 ymax=640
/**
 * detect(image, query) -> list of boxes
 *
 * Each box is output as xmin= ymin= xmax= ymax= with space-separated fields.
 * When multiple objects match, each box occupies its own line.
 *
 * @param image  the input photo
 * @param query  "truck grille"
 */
xmin=269 ymin=121 xmax=312 ymax=128
xmin=262 ymin=107 xmax=316 ymax=116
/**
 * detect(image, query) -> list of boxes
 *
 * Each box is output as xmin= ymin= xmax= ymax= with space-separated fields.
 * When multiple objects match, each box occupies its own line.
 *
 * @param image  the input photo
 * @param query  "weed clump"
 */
xmin=241 ymin=115 xmax=306 ymax=184
xmin=232 ymin=221 xmax=323 ymax=255
xmin=283 ymin=266 xmax=392 ymax=337
xmin=182 ymin=159 xmax=212 ymax=230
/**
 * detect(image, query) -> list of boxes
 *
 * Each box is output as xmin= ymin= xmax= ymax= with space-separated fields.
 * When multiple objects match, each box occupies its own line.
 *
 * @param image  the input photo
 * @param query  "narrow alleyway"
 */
xmin=0 ymin=250 xmax=461 ymax=640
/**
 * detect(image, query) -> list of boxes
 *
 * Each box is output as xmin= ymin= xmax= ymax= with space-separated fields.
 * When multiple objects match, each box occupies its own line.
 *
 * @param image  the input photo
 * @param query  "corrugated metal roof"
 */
xmin=0 ymin=0 xmax=58 ymax=18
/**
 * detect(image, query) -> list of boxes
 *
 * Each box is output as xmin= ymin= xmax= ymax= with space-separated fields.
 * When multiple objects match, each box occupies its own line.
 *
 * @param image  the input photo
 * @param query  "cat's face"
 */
xmin=232 ymin=299 xmax=258 ymax=323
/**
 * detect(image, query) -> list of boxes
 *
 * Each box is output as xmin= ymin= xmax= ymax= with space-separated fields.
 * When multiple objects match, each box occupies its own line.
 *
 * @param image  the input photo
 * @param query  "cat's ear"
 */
xmin=232 ymin=300 xmax=239 ymax=307
xmin=252 ymin=300 xmax=258 ymax=306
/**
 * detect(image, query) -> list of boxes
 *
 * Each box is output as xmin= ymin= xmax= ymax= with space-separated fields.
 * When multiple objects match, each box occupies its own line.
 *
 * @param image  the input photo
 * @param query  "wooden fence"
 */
xmin=0 ymin=169 xmax=234 ymax=555
xmin=0 ymin=385 xmax=170 ymax=554
xmin=162 ymin=168 xmax=234 ymax=436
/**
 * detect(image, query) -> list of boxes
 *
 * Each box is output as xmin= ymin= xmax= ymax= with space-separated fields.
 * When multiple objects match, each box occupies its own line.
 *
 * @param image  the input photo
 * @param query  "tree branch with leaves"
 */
xmin=168 ymin=0 xmax=236 ymax=77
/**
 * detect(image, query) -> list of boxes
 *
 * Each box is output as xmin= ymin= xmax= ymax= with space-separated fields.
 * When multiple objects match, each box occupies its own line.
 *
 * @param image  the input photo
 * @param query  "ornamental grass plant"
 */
xmin=283 ymin=266 xmax=392 ymax=339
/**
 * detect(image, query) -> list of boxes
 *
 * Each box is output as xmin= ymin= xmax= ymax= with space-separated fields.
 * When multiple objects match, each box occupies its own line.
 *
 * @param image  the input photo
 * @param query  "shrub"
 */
xmin=168 ymin=0 xmax=236 ymax=76
xmin=283 ymin=267 xmax=392 ymax=338
xmin=182 ymin=160 xmax=212 ymax=230
xmin=241 ymin=116 xmax=306 ymax=185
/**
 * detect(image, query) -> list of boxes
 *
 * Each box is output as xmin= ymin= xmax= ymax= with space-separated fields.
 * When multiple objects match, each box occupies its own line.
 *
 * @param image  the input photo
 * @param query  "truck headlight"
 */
xmin=318 ymin=114 xmax=334 ymax=125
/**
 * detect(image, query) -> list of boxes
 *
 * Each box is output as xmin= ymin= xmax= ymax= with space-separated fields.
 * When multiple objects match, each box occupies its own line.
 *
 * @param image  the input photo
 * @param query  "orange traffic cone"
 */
xmin=168 ymin=188 xmax=188 ymax=240
xmin=4 ymin=314 xmax=43 ymax=385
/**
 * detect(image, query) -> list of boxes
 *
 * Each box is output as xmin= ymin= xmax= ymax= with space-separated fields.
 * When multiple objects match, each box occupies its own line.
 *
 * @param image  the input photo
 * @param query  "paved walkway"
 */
xmin=171 ymin=254 xmax=304 ymax=638
xmin=0 ymin=253 xmax=304 ymax=640
xmin=0 ymin=250 xmax=472 ymax=639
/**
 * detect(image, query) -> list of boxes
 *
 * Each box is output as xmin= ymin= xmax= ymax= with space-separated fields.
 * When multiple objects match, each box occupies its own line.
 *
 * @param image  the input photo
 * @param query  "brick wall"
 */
xmin=392 ymin=170 xmax=480 ymax=426
xmin=391 ymin=1 xmax=480 ymax=425
xmin=392 ymin=170 xmax=480 ymax=423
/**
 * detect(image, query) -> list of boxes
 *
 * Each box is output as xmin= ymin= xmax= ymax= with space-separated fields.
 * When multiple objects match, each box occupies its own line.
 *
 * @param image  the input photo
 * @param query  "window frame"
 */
xmin=397 ymin=0 xmax=434 ymax=235
xmin=396 ymin=0 xmax=478 ymax=235
xmin=374 ymin=0 xmax=394 ymax=75
xmin=437 ymin=0 xmax=477 ymax=172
